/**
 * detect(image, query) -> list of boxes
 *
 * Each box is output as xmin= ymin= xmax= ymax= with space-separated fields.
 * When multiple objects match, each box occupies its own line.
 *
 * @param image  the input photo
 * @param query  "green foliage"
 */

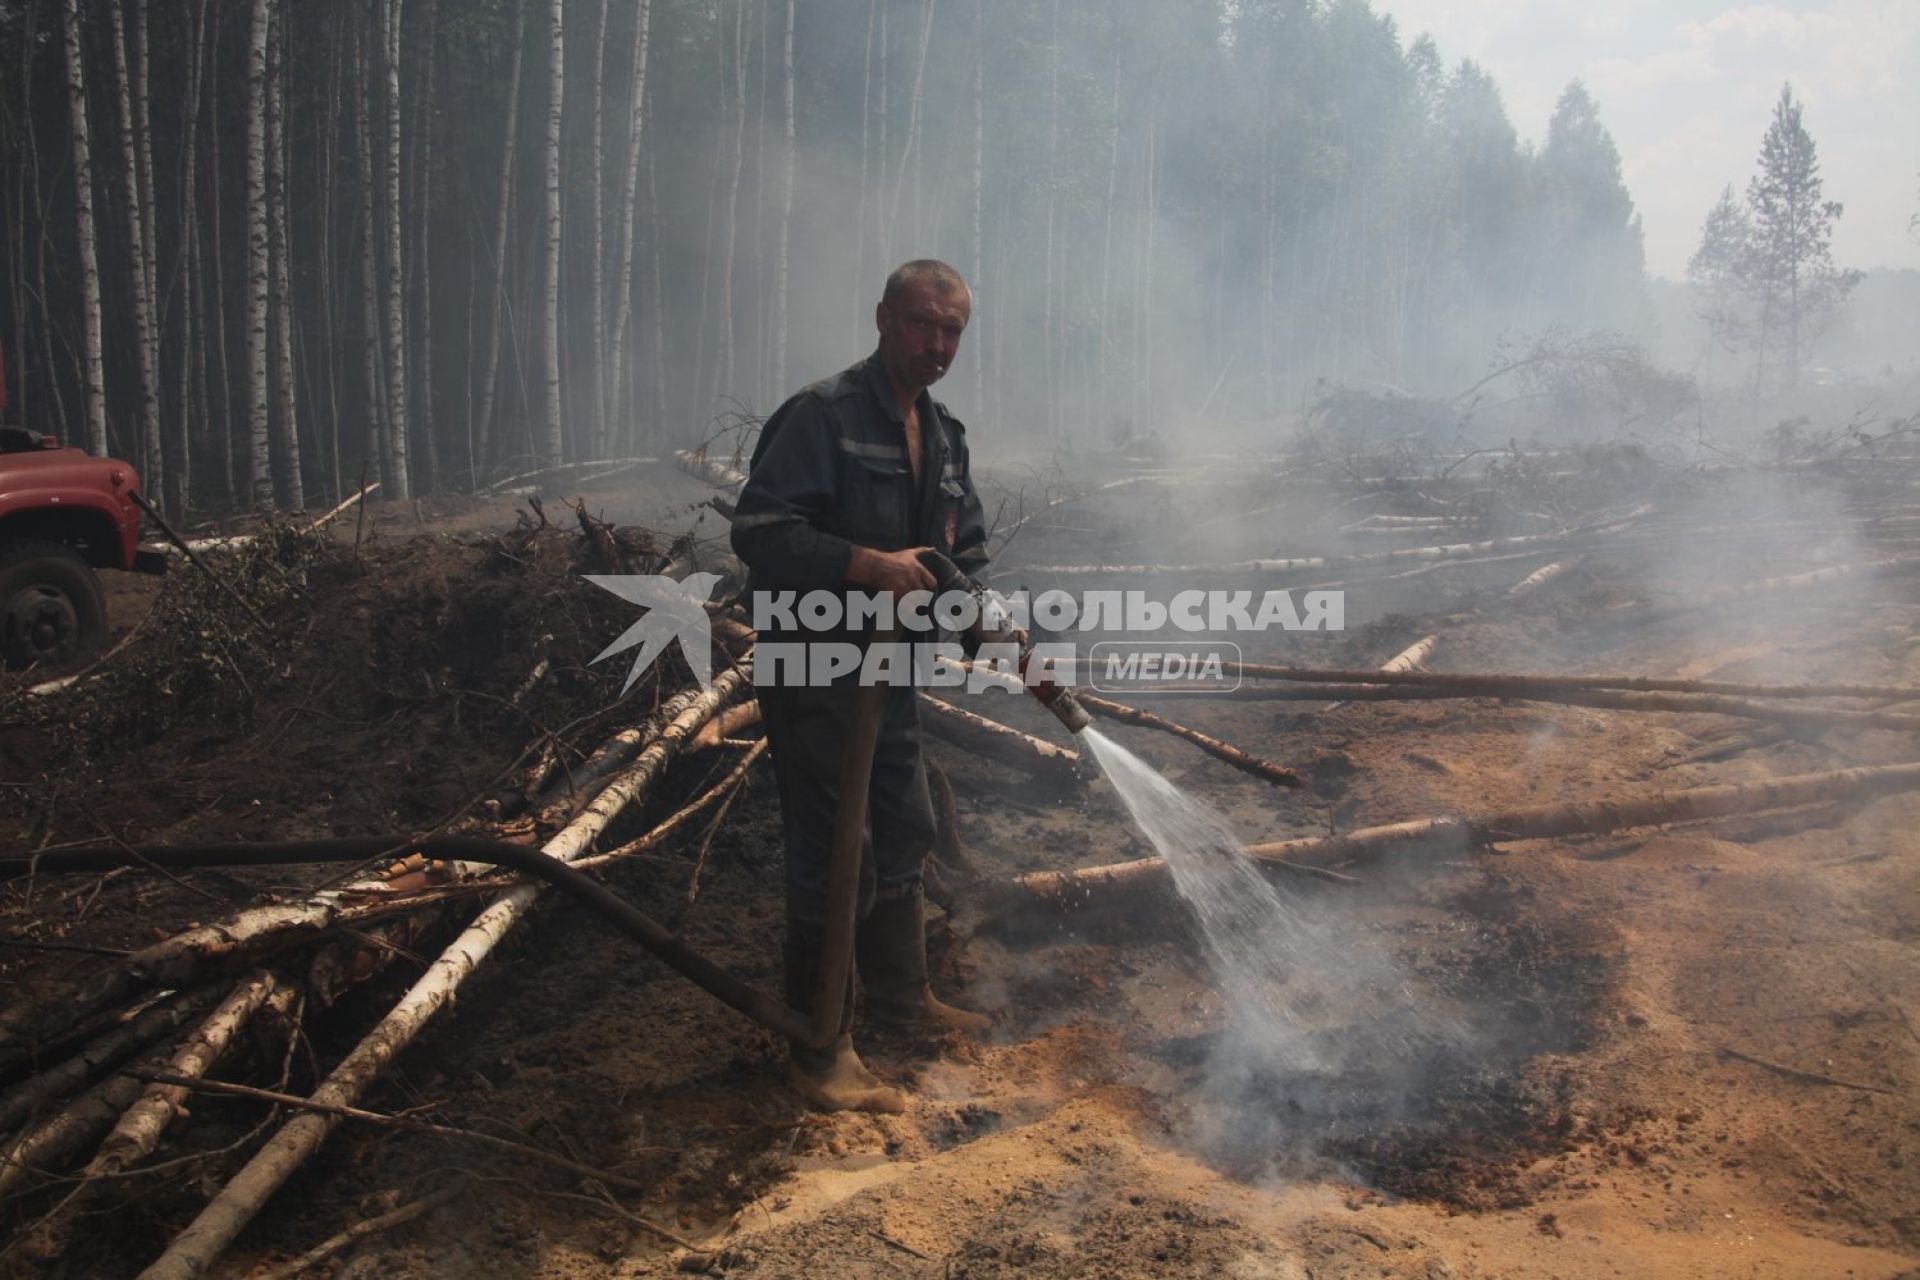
xmin=1740 ymin=84 xmax=1861 ymax=389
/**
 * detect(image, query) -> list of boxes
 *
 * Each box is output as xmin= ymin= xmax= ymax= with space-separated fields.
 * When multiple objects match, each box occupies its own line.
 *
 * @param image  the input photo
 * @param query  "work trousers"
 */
xmin=756 ymin=682 xmax=938 ymax=934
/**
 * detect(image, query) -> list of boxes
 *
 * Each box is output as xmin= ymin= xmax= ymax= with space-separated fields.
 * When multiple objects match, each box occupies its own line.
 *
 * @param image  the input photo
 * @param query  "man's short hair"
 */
xmin=882 ymin=259 xmax=968 ymax=306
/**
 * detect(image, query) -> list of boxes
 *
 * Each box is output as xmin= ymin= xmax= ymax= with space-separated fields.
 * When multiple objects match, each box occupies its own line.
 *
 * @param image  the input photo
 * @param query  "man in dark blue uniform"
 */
xmin=732 ymin=260 xmax=991 ymax=1113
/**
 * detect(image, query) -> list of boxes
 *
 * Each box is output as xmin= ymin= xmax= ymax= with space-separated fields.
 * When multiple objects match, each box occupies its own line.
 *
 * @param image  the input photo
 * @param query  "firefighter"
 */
xmin=731 ymin=260 xmax=992 ymax=1113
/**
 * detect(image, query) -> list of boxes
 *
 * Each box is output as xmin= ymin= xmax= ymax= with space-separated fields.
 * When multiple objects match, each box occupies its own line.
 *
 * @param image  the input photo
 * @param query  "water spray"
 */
xmin=917 ymin=549 xmax=1092 ymax=735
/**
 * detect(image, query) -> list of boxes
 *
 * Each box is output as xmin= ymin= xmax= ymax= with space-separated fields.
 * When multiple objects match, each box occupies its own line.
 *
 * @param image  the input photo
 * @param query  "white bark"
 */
xmin=773 ymin=0 xmax=794 ymax=396
xmin=354 ymin=14 xmax=388 ymax=490
xmin=475 ymin=1 xmax=525 ymax=467
xmin=108 ymin=0 xmax=161 ymax=498
xmin=90 ymin=973 xmax=291 ymax=1176
xmin=266 ymin=0 xmax=302 ymax=508
xmin=244 ymin=0 xmax=272 ymax=508
xmin=540 ymin=0 xmax=565 ymax=464
xmin=608 ymin=0 xmax=653 ymax=445
xmin=137 ymin=669 xmax=753 ymax=1280
xmin=586 ymin=0 xmax=611 ymax=455
xmin=381 ymin=0 xmax=413 ymax=497
xmin=60 ymin=0 xmax=109 ymax=456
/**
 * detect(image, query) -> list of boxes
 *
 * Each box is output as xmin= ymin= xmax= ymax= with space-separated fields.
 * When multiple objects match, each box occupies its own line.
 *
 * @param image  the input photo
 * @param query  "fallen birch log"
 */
xmin=581 ymin=738 xmax=771 ymax=869
xmin=1150 ymin=680 xmax=1920 ymax=733
xmin=1073 ymin=692 xmax=1299 ymax=787
xmin=90 ymin=974 xmax=294 ymax=1177
xmin=673 ymin=449 xmax=749 ymax=489
xmin=136 ymin=666 xmax=752 ymax=1280
xmin=5 ymin=696 xmax=710 ymax=1059
xmin=1508 ymin=559 xmax=1576 ymax=598
xmin=1321 ymin=634 xmax=1439 ymax=714
xmin=1378 ymin=634 xmax=1440 ymax=674
xmin=0 ymin=1045 xmax=173 ymax=1202
xmin=482 ymin=456 xmax=656 ymax=494
xmin=0 ymin=986 xmax=227 ymax=1138
xmin=983 ymin=761 xmax=1920 ymax=924
xmin=689 ymin=701 xmax=765 ymax=752
xmin=917 ymin=694 xmax=1084 ymax=779
xmin=17 ymin=978 xmax=302 ymax=1261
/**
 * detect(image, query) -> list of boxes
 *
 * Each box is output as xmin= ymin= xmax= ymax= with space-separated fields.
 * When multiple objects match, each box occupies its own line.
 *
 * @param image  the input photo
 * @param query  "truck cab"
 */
xmin=0 ymin=340 xmax=165 ymax=669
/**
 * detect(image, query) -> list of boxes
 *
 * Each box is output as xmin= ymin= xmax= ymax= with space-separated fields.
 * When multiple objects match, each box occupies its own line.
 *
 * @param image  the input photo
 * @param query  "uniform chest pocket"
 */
xmin=843 ymin=452 xmax=914 ymax=545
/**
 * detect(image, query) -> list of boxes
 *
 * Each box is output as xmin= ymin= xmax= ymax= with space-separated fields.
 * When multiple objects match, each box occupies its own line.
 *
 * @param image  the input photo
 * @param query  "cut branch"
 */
xmin=983 ymin=762 xmax=1920 ymax=925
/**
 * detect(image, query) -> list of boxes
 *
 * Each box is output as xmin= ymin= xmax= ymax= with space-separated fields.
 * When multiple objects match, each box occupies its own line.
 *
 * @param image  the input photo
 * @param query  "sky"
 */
xmin=1372 ymin=0 xmax=1920 ymax=280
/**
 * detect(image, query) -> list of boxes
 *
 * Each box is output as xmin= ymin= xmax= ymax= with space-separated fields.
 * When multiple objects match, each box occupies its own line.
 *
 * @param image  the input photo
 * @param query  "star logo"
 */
xmin=584 ymin=573 xmax=724 ymax=694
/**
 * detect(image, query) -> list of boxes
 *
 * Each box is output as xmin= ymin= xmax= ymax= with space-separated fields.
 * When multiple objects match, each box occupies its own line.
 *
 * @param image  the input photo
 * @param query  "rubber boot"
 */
xmin=856 ymin=883 xmax=993 ymax=1035
xmin=784 ymin=925 xmax=908 ymax=1113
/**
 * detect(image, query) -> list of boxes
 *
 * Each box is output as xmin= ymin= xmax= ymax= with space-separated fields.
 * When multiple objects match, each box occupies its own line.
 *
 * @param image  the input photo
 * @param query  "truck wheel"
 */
xmin=0 ymin=540 xmax=109 ymax=670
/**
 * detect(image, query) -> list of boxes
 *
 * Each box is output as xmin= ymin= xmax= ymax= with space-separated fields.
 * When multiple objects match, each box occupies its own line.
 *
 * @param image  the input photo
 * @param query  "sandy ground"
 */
xmin=2 ymin=453 xmax=1917 ymax=1279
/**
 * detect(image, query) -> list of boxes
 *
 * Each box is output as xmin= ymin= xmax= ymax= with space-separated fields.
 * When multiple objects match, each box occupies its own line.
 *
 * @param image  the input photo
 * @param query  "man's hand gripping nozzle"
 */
xmin=917 ymin=549 xmax=1092 ymax=735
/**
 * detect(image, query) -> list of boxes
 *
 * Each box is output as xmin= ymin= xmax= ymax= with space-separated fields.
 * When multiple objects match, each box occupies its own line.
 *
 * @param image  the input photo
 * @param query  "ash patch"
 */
xmin=1170 ymin=870 xmax=1615 ymax=1209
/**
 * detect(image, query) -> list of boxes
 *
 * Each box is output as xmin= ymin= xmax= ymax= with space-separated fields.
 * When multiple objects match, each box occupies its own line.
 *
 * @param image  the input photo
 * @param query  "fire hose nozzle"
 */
xmin=917 ymin=550 xmax=1092 ymax=737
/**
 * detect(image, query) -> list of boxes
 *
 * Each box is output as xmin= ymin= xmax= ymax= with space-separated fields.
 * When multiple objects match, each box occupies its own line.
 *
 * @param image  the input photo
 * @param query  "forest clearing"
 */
xmin=2 ymin=434 xmax=1918 ymax=1278
xmin=4 ymin=0 xmax=1918 ymax=1275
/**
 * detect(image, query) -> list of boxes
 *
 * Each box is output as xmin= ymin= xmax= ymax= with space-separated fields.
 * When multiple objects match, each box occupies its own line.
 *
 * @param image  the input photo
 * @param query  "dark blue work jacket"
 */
xmin=731 ymin=354 xmax=989 ymax=652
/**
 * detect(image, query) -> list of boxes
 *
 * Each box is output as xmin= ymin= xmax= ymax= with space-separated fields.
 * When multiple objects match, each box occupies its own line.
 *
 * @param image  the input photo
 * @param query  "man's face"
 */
xmin=876 ymin=282 xmax=971 ymax=394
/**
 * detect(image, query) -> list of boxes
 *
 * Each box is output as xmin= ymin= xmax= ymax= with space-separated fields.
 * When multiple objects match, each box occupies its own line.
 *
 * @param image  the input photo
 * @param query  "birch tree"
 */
xmin=475 ymin=0 xmax=526 ymax=470
xmin=541 ymin=0 xmax=565 ymax=465
xmin=355 ymin=8 xmax=388 ymax=490
xmin=608 ymin=0 xmax=653 ymax=445
xmin=773 ymin=0 xmax=794 ymax=397
xmin=266 ymin=0 xmax=301 ymax=508
xmin=107 ymin=0 xmax=160 ymax=496
xmin=60 ymin=0 xmax=109 ymax=456
xmin=244 ymin=0 xmax=272 ymax=508
xmin=380 ymin=0 xmax=412 ymax=497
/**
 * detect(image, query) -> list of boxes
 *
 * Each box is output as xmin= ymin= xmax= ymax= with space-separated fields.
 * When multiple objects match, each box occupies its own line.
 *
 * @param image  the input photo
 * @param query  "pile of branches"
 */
xmin=0 ymin=503 xmax=759 ymax=1274
xmin=0 ymin=523 xmax=333 ymax=764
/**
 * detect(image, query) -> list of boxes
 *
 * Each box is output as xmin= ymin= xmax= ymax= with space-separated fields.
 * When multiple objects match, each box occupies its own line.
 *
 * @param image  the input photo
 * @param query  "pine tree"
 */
xmin=1535 ymin=81 xmax=1644 ymax=333
xmin=1743 ymin=83 xmax=1858 ymax=391
xmin=1686 ymin=184 xmax=1751 ymax=383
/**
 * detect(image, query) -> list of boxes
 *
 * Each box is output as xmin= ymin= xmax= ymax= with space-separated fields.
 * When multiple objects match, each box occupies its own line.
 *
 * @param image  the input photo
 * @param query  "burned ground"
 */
xmin=2 ymin=446 xmax=1917 ymax=1279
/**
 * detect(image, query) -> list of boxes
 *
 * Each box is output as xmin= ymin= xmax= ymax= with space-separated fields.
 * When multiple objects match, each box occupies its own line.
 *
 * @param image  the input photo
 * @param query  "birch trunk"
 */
xmin=108 ymin=0 xmax=161 ymax=496
xmin=1098 ymin=36 xmax=1119 ymax=429
xmin=586 ymin=0 xmax=611 ymax=456
xmin=1041 ymin=0 xmax=1059 ymax=435
xmin=205 ymin=5 xmax=236 ymax=504
xmin=172 ymin=0 xmax=211 ymax=516
xmin=60 ymin=0 xmax=109 ymax=456
xmin=475 ymin=0 xmax=525 ymax=468
xmin=411 ymin=0 xmax=439 ymax=493
xmin=607 ymin=0 xmax=652 ymax=446
xmin=969 ymin=1 xmax=983 ymax=414
xmin=540 ymin=0 xmax=564 ymax=464
xmin=712 ymin=1 xmax=748 ymax=411
xmin=25 ymin=0 xmax=73 ymax=438
xmin=380 ymin=0 xmax=413 ymax=497
xmin=851 ymin=0 xmax=876 ymax=347
xmin=266 ymin=0 xmax=303 ymax=509
xmin=773 ymin=0 xmax=795 ymax=396
xmin=243 ymin=0 xmax=272 ymax=508
xmin=355 ymin=13 xmax=388 ymax=490
xmin=136 ymin=670 xmax=753 ymax=1280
